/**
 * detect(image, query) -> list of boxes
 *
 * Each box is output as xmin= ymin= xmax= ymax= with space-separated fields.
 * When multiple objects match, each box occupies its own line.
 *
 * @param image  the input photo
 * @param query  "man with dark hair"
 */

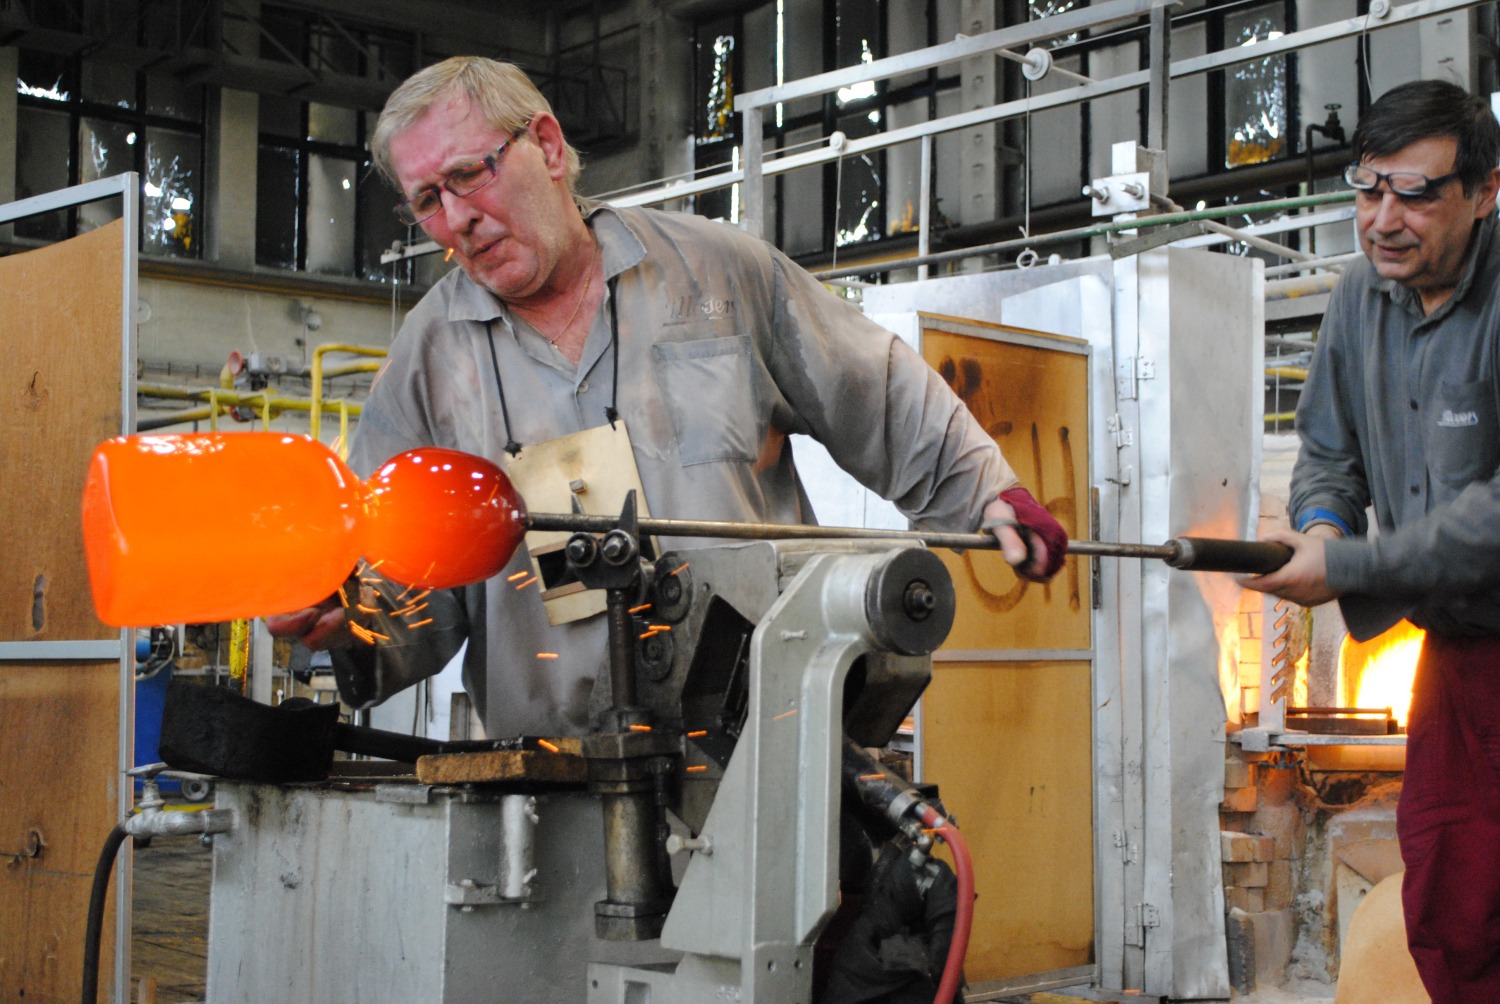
xmin=1243 ymin=78 xmax=1500 ymax=1002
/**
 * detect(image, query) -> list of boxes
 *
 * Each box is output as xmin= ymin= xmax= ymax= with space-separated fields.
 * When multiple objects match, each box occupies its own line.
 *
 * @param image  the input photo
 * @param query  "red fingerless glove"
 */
xmin=999 ymin=487 xmax=1067 ymax=583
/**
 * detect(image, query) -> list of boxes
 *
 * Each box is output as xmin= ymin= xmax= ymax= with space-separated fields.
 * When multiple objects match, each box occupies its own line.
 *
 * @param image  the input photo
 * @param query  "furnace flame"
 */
xmin=1340 ymin=620 xmax=1424 ymax=727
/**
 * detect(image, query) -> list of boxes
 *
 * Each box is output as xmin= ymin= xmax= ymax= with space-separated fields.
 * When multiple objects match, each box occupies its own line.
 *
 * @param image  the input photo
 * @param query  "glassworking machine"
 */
xmin=185 ymin=517 xmax=966 ymax=1003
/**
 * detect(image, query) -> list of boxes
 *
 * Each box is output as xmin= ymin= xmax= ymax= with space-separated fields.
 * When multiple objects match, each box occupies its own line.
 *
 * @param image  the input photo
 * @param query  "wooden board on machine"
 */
xmin=416 ymin=738 xmax=587 ymax=784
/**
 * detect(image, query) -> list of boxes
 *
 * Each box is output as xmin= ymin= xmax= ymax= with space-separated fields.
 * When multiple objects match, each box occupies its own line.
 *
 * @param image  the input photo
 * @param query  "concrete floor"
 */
xmin=128 ymin=833 xmax=1343 ymax=1004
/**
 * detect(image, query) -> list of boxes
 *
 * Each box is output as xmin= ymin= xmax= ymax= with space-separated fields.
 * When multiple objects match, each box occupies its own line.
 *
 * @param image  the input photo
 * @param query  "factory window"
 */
xmin=695 ymin=0 xmax=936 ymax=263
xmin=1223 ymin=4 xmax=1290 ymax=167
xmin=692 ymin=15 xmax=742 ymax=225
xmin=256 ymin=97 xmax=381 ymax=279
xmin=14 ymin=50 xmax=205 ymax=257
xmin=253 ymin=7 xmax=414 ymax=282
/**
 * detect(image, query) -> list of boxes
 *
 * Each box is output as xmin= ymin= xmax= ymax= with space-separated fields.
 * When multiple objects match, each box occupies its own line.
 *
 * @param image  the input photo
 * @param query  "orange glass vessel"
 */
xmin=82 ymin=432 xmax=527 ymax=627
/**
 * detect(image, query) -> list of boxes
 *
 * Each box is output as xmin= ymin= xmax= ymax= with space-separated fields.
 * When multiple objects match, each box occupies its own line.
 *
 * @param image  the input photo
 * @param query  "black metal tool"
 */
xmin=158 ymin=677 xmax=549 ymax=782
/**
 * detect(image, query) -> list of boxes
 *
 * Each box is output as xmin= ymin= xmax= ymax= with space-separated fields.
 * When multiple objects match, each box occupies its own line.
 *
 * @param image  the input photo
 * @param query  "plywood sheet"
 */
xmin=0 ymin=220 xmax=128 ymax=1002
xmin=917 ymin=316 xmax=1095 ymax=985
xmin=922 ymin=660 xmax=1095 ymax=979
xmin=1 ymin=222 xmax=124 ymax=642
xmin=921 ymin=323 xmax=1091 ymax=651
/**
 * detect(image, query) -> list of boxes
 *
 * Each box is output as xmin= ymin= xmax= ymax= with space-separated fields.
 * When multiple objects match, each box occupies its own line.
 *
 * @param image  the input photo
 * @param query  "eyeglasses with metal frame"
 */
xmin=394 ymin=121 xmax=531 ymax=227
xmin=1344 ymin=162 xmax=1464 ymax=201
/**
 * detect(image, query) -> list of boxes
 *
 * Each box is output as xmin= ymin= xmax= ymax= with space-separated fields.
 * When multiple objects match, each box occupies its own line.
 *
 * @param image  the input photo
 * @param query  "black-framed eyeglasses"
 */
xmin=1344 ymin=162 xmax=1463 ymax=200
xmin=394 ymin=121 xmax=531 ymax=227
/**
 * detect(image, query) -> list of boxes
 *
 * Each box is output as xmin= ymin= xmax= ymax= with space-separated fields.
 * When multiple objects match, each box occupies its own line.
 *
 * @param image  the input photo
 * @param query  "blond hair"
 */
xmin=371 ymin=56 xmax=582 ymax=190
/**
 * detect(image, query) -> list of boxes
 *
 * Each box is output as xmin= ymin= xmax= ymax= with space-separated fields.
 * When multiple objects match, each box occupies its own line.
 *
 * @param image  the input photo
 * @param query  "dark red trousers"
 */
xmin=1398 ymin=633 xmax=1500 ymax=1004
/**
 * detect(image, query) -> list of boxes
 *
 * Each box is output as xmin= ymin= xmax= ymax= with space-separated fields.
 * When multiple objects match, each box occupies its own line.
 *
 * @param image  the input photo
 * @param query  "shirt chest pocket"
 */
xmin=1425 ymin=378 xmax=1500 ymax=490
xmin=650 ymin=335 xmax=759 ymax=466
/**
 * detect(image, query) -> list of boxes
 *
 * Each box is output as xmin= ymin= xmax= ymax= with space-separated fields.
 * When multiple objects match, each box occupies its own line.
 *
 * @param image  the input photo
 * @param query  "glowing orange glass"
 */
xmin=81 ymin=432 xmax=528 ymax=627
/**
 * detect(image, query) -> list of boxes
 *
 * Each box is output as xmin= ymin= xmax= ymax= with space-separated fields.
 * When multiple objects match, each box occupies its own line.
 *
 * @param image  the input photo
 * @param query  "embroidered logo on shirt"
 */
xmin=1437 ymin=409 xmax=1479 ymax=428
xmin=667 ymin=296 xmax=735 ymax=322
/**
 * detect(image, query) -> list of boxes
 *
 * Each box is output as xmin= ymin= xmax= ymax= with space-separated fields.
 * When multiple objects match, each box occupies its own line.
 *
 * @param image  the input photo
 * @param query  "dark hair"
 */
xmin=1353 ymin=79 xmax=1500 ymax=194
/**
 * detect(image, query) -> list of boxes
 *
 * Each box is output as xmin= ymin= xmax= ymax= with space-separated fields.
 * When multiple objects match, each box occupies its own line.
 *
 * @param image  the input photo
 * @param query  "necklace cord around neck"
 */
xmin=547 ymin=240 xmax=598 ymax=345
xmin=486 ymin=273 xmax=622 ymax=456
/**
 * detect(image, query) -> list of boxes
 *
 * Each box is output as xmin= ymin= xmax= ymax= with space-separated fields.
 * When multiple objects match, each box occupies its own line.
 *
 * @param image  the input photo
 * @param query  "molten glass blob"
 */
xmin=82 ymin=432 xmax=528 ymax=627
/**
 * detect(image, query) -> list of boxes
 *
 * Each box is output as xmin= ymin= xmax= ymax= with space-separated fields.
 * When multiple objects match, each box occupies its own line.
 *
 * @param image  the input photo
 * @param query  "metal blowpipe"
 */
xmin=526 ymin=512 xmax=1293 ymax=575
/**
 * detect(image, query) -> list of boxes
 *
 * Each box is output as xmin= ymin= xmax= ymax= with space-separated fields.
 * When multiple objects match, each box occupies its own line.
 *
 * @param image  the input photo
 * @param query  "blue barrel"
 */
xmin=134 ymin=663 xmax=179 ymax=794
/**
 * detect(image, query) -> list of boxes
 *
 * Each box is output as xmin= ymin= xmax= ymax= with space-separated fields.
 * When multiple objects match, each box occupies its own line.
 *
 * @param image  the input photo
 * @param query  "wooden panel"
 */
xmin=1 ymin=222 xmax=124 ymax=642
xmin=917 ymin=316 xmax=1095 ymax=984
xmin=0 ymin=220 xmax=127 ymax=1003
xmin=922 ymin=661 xmax=1094 ymax=978
xmin=921 ymin=322 xmax=1091 ymax=651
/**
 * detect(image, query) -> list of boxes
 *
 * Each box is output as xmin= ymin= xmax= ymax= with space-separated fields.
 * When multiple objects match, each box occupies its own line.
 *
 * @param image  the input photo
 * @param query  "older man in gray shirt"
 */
xmin=269 ymin=56 xmax=1066 ymax=740
xmin=1243 ymin=80 xmax=1500 ymax=1003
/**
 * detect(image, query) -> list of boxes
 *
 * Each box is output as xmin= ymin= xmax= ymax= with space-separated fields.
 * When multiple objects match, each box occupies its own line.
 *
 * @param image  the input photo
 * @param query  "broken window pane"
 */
xmin=1224 ymin=6 xmax=1288 ymax=168
xmin=698 ymin=31 xmax=737 ymax=143
xmin=78 ymin=117 xmax=132 ymax=233
xmin=833 ymin=110 xmax=883 ymax=248
xmin=144 ymin=127 xmax=203 ymax=258
xmin=1030 ymin=0 xmax=1081 ymax=48
xmin=17 ymin=51 xmax=71 ymax=102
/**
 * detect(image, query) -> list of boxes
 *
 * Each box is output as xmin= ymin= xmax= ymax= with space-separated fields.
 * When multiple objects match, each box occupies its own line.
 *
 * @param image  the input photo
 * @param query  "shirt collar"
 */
xmin=443 ymin=198 xmax=647 ymax=326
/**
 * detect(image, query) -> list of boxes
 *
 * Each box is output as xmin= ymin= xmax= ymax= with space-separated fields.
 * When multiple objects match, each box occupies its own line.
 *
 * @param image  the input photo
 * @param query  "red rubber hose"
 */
xmin=918 ymin=803 xmax=974 ymax=1004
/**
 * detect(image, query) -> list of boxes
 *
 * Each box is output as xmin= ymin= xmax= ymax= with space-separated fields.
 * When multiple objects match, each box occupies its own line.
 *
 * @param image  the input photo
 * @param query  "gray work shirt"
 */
xmin=333 ymin=201 xmax=1017 ymax=737
xmin=1290 ymin=214 xmax=1500 ymax=640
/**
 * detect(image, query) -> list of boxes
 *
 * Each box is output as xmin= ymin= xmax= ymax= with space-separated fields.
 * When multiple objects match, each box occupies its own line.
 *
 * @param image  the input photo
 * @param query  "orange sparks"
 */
xmin=366 ymin=559 xmax=384 ymax=571
xmin=687 ymin=730 xmax=708 ymax=738
xmin=628 ymin=603 xmax=653 ymax=614
xmin=773 ymin=709 xmax=798 ymax=721
xmin=629 ymin=724 xmax=653 ymax=733
xmin=355 ymin=603 xmax=380 ymax=614
xmin=406 ymin=617 xmax=434 ymax=629
xmin=859 ymin=773 xmax=885 ymax=782
xmin=515 ymin=575 xmax=538 ymax=590
xmin=536 ymin=652 xmax=559 ymax=660
xmin=337 ymin=585 xmax=350 ymax=607
xmin=507 ymin=570 xmax=530 ymax=582
xmin=444 ymin=247 xmax=455 ymax=262
xmin=537 ymin=738 xmax=560 ymax=753
xmin=349 ymin=623 xmax=391 ymax=645
xmin=684 ymin=764 xmax=708 ymax=773
xmin=647 ymin=624 xmax=671 ymax=633
xmin=670 ymin=563 xmax=690 ymax=577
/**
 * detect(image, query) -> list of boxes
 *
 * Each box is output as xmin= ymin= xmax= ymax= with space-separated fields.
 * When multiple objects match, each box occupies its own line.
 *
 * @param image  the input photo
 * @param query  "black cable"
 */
xmin=82 ymin=822 xmax=130 ymax=1004
xmin=605 ymin=276 xmax=621 ymax=428
xmin=484 ymin=323 xmax=523 ymax=457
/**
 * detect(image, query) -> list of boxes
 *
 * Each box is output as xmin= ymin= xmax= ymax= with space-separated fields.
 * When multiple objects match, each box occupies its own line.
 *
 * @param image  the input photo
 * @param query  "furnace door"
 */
xmin=914 ymin=313 xmax=1095 ymax=993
